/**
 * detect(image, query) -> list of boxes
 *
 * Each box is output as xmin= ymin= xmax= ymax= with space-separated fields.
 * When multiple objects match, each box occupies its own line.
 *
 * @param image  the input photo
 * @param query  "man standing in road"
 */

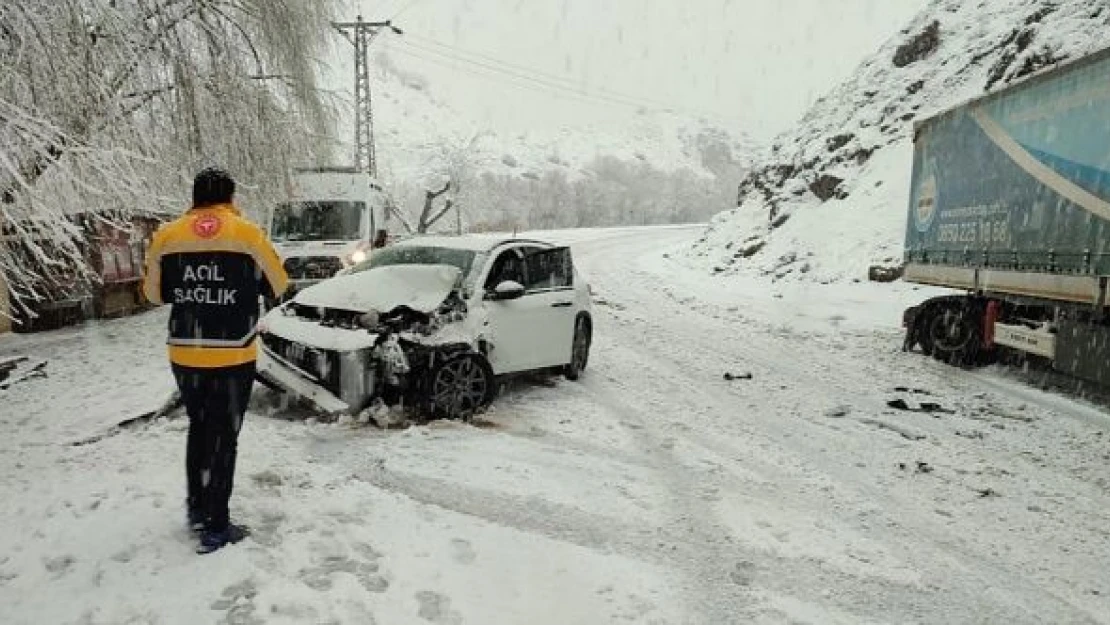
xmin=142 ymin=167 xmax=288 ymax=554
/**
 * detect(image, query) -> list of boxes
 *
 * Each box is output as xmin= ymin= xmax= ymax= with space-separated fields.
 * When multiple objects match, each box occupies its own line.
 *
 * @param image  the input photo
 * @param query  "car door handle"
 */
xmin=551 ymin=302 xmax=573 ymax=308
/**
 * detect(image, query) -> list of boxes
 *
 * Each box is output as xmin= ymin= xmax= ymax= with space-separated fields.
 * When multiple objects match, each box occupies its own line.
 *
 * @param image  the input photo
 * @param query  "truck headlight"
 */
xmin=350 ymin=249 xmax=368 ymax=264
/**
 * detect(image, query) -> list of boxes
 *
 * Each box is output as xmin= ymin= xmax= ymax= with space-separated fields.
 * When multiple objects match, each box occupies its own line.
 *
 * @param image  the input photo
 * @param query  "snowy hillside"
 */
xmin=687 ymin=0 xmax=1110 ymax=283
xmin=347 ymin=53 xmax=754 ymax=230
xmin=370 ymin=53 xmax=751 ymax=181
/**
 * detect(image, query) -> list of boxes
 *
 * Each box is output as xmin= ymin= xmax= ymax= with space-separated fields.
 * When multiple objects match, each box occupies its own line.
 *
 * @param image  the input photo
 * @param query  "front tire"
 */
xmin=563 ymin=316 xmax=592 ymax=381
xmin=425 ymin=351 xmax=496 ymax=421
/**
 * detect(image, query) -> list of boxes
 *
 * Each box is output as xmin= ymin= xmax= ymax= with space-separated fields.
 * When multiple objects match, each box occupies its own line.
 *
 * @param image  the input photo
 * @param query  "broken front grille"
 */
xmin=261 ymin=333 xmax=342 ymax=396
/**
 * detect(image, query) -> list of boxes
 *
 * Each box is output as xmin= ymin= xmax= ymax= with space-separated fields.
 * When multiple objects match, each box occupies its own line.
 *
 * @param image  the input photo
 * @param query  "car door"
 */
xmin=481 ymin=246 xmax=546 ymax=374
xmin=520 ymin=246 xmax=577 ymax=368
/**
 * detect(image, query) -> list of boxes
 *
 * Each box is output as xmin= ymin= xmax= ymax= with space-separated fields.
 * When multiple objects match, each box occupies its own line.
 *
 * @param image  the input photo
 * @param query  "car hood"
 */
xmin=292 ymin=264 xmax=463 ymax=314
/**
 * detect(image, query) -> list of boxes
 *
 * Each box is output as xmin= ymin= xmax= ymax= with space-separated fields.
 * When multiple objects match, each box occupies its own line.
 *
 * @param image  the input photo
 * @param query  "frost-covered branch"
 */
xmin=0 ymin=0 xmax=342 ymax=321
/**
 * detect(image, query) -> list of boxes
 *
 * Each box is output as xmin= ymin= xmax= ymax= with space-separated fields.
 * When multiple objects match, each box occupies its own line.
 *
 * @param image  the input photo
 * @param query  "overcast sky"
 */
xmin=328 ymin=0 xmax=926 ymax=142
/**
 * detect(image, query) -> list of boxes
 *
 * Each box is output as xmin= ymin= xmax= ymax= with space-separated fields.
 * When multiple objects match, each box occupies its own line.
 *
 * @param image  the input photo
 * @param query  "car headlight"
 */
xmin=350 ymin=249 xmax=368 ymax=264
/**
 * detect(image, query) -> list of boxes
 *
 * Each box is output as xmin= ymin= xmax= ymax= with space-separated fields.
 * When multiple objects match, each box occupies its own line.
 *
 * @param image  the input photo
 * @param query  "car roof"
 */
xmin=393 ymin=234 xmax=554 ymax=253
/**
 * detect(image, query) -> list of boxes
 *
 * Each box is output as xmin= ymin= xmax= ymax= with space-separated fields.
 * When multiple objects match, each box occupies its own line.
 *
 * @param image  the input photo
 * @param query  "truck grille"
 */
xmin=261 ymin=333 xmax=342 ymax=396
xmin=284 ymin=256 xmax=343 ymax=281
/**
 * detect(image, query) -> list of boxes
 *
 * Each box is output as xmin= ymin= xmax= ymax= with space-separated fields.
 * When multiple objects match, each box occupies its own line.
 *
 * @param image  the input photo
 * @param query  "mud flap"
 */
xmin=1054 ymin=321 xmax=1110 ymax=385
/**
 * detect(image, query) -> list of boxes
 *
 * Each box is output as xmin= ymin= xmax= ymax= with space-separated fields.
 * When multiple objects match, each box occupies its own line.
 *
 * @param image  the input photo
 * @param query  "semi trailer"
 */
xmin=901 ymin=45 xmax=1110 ymax=386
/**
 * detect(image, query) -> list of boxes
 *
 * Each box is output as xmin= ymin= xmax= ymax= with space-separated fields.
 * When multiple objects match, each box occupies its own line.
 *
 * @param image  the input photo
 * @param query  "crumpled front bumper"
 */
xmin=256 ymin=345 xmax=352 ymax=415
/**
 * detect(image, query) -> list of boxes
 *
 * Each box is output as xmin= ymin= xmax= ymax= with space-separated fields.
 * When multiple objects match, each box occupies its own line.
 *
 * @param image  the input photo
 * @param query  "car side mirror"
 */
xmin=488 ymin=280 xmax=525 ymax=301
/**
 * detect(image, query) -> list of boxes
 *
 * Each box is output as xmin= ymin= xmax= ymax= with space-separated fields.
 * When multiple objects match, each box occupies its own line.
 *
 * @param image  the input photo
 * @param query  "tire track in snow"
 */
xmin=570 ymin=374 xmax=1040 ymax=625
xmin=571 ymin=375 xmax=758 ymax=623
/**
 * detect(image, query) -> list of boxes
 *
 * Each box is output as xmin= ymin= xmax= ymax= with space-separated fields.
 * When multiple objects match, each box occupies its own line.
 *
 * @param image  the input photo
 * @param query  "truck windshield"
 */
xmin=271 ymin=201 xmax=363 ymax=242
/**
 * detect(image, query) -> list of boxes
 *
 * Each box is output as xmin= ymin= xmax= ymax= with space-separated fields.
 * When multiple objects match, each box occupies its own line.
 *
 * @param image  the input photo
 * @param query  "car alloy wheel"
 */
xmin=428 ymin=352 xmax=495 ymax=420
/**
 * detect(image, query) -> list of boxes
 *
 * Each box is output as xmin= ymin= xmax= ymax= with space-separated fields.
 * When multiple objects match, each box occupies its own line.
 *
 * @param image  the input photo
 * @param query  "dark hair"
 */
xmin=192 ymin=167 xmax=235 ymax=207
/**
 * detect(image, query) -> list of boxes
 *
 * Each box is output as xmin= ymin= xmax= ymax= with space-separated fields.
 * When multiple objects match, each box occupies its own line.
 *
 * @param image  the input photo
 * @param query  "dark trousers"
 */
xmin=172 ymin=362 xmax=255 ymax=531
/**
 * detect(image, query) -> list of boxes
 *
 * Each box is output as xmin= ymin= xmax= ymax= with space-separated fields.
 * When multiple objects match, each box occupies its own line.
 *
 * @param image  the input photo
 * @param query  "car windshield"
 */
xmin=350 ymin=245 xmax=477 ymax=279
xmin=271 ymin=201 xmax=363 ymax=242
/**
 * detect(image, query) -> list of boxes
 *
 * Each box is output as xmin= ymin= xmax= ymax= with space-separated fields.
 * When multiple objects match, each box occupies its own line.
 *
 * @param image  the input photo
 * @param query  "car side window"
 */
xmin=523 ymin=247 xmax=573 ymax=292
xmin=484 ymin=248 xmax=526 ymax=290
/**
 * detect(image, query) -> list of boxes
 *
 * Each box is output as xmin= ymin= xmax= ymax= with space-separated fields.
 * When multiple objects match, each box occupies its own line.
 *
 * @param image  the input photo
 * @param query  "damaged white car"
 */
xmin=256 ymin=235 xmax=593 ymax=420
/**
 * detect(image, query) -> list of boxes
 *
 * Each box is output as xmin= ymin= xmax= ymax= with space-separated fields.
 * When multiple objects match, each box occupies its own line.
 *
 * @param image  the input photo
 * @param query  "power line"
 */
xmin=389 ymin=38 xmax=744 ymax=127
xmin=392 ymin=39 xmax=664 ymax=111
xmin=387 ymin=43 xmax=660 ymax=114
xmin=398 ymin=33 xmax=744 ymax=125
xmin=395 ymin=38 xmax=668 ymax=111
xmin=405 ymin=33 xmax=660 ymax=105
xmin=390 ymin=0 xmax=428 ymax=19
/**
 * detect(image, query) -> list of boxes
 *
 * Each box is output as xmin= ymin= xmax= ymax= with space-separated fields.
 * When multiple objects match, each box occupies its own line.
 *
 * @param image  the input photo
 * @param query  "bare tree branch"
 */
xmin=415 ymin=179 xmax=450 ymax=233
xmin=424 ymin=198 xmax=454 ymax=230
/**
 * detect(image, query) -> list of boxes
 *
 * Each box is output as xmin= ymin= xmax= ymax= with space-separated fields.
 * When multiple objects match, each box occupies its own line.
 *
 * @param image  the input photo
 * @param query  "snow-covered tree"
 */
xmin=0 ymin=0 xmax=340 ymax=319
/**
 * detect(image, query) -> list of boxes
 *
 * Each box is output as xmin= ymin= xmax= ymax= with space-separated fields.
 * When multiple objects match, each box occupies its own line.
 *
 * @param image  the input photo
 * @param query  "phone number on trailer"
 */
xmin=936 ymin=220 xmax=1011 ymax=245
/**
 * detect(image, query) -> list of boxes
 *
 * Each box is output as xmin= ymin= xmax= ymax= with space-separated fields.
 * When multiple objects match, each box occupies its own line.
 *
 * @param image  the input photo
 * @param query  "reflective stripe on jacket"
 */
xmin=142 ymin=203 xmax=288 ymax=368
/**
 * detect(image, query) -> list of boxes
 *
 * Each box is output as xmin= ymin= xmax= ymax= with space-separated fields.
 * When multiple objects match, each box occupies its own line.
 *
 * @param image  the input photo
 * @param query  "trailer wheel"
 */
xmin=924 ymin=303 xmax=981 ymax=366
xmin=903 ymin=305 xmax=934 ymax=355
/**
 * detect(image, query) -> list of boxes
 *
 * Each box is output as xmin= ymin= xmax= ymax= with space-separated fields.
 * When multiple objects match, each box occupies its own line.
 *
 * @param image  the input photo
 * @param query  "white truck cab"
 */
xmin=269 ymin=167 xmax=391 ymax=293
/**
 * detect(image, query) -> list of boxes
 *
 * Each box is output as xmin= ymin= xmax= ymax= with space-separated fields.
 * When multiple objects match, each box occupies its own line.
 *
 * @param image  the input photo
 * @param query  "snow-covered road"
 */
xmin=2 ymin=226 xmax=1109 ymax=624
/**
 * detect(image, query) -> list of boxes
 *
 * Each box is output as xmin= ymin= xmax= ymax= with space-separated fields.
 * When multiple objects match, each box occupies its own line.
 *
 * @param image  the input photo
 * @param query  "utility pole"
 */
xmin=331 ymin=16 xmax=402 ymax=178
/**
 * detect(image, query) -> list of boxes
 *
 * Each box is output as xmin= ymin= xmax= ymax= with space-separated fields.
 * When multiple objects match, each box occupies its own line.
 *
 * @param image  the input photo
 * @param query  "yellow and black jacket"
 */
xmin=142 ymin=203 xmax=288 ymax=369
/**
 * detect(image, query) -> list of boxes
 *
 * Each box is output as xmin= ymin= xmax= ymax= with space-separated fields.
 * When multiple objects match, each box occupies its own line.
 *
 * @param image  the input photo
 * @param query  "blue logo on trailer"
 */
xmin=913 ymin=163 xmax=939 ymax=233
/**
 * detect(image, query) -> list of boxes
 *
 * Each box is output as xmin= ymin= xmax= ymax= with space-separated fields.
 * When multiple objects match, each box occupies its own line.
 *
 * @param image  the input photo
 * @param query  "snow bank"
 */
xmin=688 ymin=0 xmax=1110 ymax=283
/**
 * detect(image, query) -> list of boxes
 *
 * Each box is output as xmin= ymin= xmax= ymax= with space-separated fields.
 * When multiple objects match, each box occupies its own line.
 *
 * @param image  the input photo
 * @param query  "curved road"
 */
xmin=2 ymin=226 xmax=1108 ymax=624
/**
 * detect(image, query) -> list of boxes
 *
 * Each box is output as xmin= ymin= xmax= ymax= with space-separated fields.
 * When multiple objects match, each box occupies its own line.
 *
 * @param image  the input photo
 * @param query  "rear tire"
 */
xmin=923 ymin=301 xmax=982 ymax=366
xmin=563 ymin=316 xmax=592 ymax=381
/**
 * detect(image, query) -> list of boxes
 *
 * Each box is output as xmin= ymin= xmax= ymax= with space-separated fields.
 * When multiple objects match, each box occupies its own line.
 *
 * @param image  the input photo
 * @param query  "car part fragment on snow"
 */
xmin=858 ymin=418 xmax=926 ymax=441
xmin=886 ymin=398 xmax=955 ymax=414
xmin=0 ymin=359 xmax=47 ymax=390
xmin=0 ymin=356 xmax=28 ymax=383
xmin=68 ymin=391 xmax=184 ymax=447
xmin=898 ymin=461 xmax=934 ymax=474
xmin=893 ymin=386 xmax=933 ymax=395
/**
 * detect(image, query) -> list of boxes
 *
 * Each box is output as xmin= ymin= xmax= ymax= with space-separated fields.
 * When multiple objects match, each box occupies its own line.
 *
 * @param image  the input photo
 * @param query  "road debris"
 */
xmin=887 ymin=398 xmax=955 ymax=414
xmin=0 ymin=355 xmax=29 ymax=382
xmin=893 ymin=386 xmax=933 ymax=395
xmin=859 ymin=418 xmax=926 ymax=441
xmin=897 ymin=461 xmax=934 ymax=474
xmin=0 ymin=359 xmax=48 ymax=390
xmin=68 ymin=391 xmax=184 ymax=447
